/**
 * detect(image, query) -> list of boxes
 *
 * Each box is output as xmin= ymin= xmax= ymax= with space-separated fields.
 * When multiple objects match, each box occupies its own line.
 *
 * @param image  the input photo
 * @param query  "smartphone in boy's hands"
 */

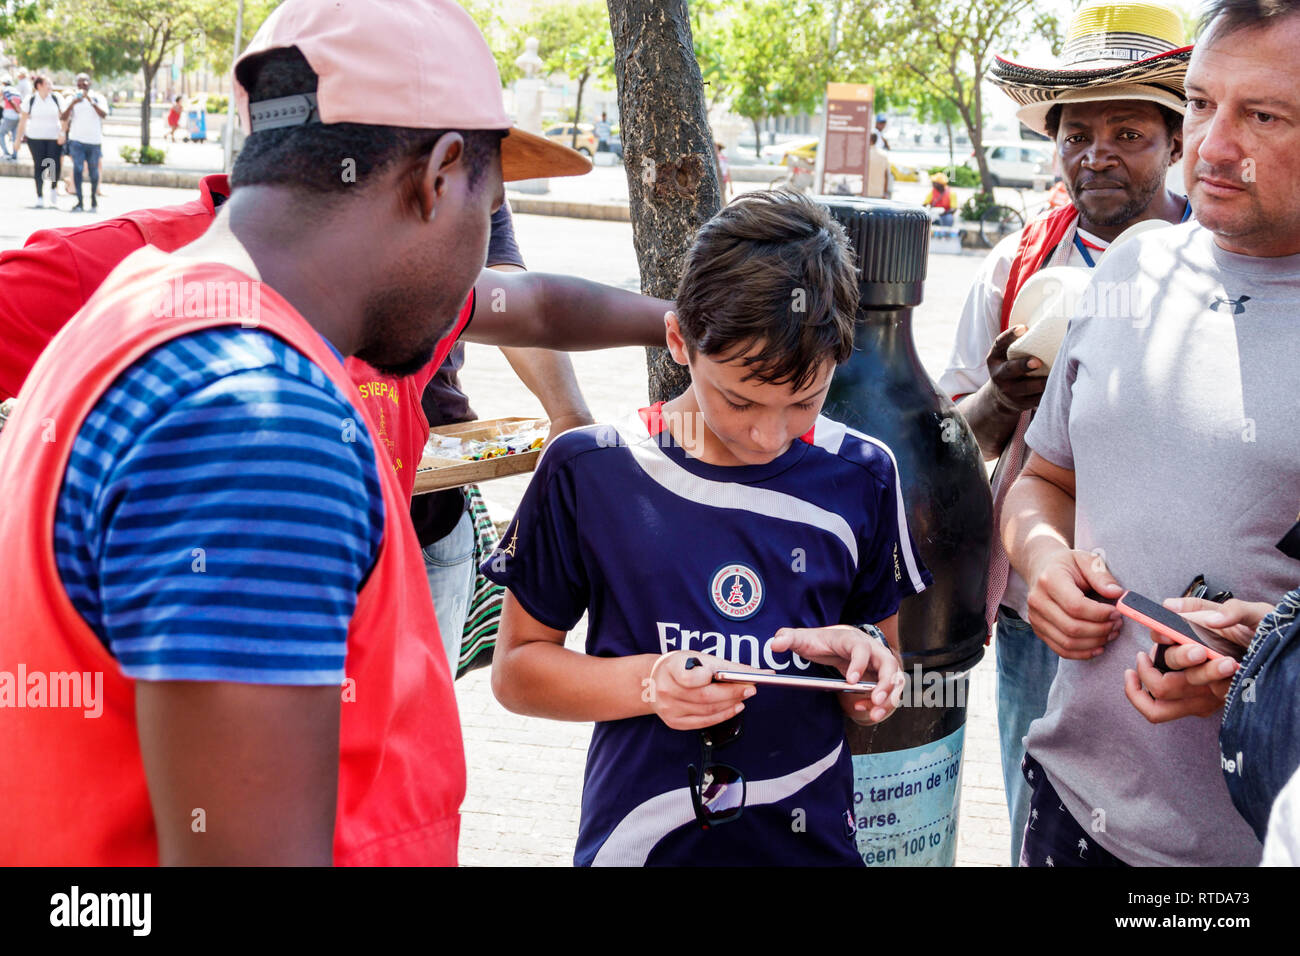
xmin=714 ymin=671 xmax=878 ymax=693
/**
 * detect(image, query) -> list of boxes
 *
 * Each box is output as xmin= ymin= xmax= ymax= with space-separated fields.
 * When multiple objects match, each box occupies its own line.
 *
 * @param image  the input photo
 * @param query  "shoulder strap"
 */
xmin=999 ymin=204 xmax=1079 ymax=333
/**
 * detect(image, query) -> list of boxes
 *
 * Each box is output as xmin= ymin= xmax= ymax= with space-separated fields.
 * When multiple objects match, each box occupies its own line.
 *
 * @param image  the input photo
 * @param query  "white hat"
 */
xmin=1005 ymin=267 xmax=1094 ymax=375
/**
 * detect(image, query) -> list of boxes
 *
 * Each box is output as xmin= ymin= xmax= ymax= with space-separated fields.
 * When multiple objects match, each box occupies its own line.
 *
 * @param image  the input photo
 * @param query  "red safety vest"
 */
xmin=0 ymin=247 xmax=465 ymax=865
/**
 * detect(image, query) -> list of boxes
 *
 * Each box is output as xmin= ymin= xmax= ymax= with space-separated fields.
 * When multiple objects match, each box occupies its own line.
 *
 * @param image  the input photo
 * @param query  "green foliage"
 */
xmin=192 ymin=0 xmax=279 ymax=74
xmin=690 ymin=0 xmax=732 ymax=108
xmin=838 ymin=0 xmax=1061 ymax=195
xmin=929 ymin=164 xmax=980 ymax=188
xmin=120 ymin=144 xmax=164 ymax=163
xmin=961 ymin=191 xmax=996 ymax=221
xmin=10 ymin=0 xmax=222 ymax=148
xmin=204 ymin=93 xmax=228 ymax=114
xmin=726 ymin=0 xmax=831 ymax=133
xmin=0 ymin=0 xmax=46 ymax=40
xmin=523 ymin=1 xmax=614 ymax=93
xmin=459 ymin=0 xmax=522 ymax=86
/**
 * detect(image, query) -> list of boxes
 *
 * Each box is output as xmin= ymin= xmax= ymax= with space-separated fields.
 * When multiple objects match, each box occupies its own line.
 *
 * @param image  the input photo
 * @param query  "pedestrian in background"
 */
xmin=61 ymin=72 xmax=107 ymax=213
xmin=865 ymin=131 xmax=891 ymax=199
xmin=594 ymin=110 xmax=611 ymax=152
xmin=714 ymin=141 xmax=731 ymax=198
xmin=14 ymin=75 xmax=63 ymax=209
xmin=924 ymin=172 xmax=956 ymax=225
xmin=1 ymin=78 xmax=22 ymax=160
xmin=166 ymin=94 xmax=183 ymax=142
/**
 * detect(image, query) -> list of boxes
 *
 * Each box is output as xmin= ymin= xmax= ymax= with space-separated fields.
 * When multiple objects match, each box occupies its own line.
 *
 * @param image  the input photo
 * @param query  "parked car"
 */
xmin=767 ymin=137 xmax=920 ymax=183
xmin=764 ymin=137 xmax=818 ymax=166
xmin=966 ymin=140 xmax=1053 ymax=188
xmin=543 ymin=123 xmax=598 ymax=157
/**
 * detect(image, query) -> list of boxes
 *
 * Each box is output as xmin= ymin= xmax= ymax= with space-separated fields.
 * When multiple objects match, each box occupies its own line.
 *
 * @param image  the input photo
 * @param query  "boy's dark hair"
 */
xmin=231 ymin=46 xmax=503 ymax=195
xmin=675 ymin=190 xmax=859 ymax=390
xmin=1200 ymin=0 xmax=1300 ymax=41
xmin=1044 ymin=102 xmax=1183 ymax=142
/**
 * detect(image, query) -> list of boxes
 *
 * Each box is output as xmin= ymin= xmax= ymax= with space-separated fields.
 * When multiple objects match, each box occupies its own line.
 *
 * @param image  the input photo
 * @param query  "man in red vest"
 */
xmin=937 ymin=0 xmax=1195 ymax=864
xmin=0 ymin=0 xmax=667 ymax=866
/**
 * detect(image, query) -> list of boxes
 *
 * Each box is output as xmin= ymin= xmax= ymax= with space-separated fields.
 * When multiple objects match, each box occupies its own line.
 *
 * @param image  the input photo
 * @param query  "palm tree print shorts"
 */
xmin=1019 ymin=753 xmax=1128 ymax=868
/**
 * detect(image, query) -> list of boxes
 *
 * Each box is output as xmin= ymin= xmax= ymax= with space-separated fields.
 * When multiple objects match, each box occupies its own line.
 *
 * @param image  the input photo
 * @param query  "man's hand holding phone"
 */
xmin=769 ymin=624 xmax=903 ymax=725
xmin=1025 ymin=548 xmax=1124 ymax=660
xmin=1125 ymin=596 xmax=1272 ymax=724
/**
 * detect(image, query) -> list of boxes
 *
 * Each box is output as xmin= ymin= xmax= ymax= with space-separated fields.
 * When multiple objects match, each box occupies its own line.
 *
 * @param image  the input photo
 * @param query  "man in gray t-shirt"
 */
xmin=1016 ymin=220 xmax=1299 ymax=865
xmin=1002 ymin=2 xmax=1300 ymax=866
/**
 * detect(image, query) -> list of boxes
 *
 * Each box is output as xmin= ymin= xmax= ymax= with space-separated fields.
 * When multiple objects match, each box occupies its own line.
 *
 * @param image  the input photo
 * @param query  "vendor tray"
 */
xmin=412 ymin=416 xmax=547 ymax=495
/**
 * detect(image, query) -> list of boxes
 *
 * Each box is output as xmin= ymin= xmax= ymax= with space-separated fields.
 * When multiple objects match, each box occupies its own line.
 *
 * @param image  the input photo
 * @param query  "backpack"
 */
xmin=3 ymin=88 xmax=23 ymax=113
xmin=27 ymin=92 xmax=61 ymax=115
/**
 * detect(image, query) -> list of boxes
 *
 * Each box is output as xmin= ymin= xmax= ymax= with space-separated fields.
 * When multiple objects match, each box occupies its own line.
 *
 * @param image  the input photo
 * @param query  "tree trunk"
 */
xmin=968 ymin=83 xmax=993 ymax=197
xmin=945 ymin=118 xmax=953 ymax=166
xmin=140 ymin=66 xmax=154 ymax=150
xmin=606 ymin=0 xmax=722 ymax=404
xmin=571 ymin=70 xmax=588 ymax=149
xmin=752 ymin=117 xmax=762 ymax=158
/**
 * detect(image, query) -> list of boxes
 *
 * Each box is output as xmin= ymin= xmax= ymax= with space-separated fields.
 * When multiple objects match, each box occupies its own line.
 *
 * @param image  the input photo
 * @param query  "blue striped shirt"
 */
xmin=54 ymin=327 xmax=385 ymax=685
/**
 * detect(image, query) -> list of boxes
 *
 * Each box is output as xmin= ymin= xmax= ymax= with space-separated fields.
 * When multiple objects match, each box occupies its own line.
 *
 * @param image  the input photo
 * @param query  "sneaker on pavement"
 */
xmin=70 ymin=203 xmax=84 ymax=213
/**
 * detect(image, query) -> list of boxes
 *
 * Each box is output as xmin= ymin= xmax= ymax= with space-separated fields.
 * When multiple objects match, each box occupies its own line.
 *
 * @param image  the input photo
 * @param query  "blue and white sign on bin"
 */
xmin=851 ymin=725 xmax=965 ymax=866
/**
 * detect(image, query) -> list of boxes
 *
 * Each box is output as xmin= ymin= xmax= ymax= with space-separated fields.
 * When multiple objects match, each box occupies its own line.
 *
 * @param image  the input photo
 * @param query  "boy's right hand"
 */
xmin=645 ymin=651 xmax=761 ymax=731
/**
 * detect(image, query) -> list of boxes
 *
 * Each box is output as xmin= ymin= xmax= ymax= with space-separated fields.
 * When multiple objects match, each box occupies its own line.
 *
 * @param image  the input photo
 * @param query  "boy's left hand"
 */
xmin=769 ymin=625 xmax=903 ymax=725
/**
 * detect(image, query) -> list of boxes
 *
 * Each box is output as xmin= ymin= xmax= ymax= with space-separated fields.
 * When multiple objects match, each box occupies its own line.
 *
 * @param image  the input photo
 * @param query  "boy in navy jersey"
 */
xmin=485 ymin=191 xmax=932 ymax=866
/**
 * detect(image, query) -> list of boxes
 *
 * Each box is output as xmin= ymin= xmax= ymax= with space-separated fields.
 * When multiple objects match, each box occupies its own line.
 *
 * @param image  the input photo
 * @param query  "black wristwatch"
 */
xmin=855 ymin=623 xmax=889 ymax=646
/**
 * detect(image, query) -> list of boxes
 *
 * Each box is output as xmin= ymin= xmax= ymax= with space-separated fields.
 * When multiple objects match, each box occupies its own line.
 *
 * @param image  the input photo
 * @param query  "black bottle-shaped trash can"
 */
xmin=819 ymin=197 xmax=993 ymax=866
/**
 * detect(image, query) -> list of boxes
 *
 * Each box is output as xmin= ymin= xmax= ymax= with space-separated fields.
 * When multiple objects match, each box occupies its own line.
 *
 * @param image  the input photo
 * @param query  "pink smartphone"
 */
xmin=1115 ymin=590 xmax=1245 ymax=662
xmin=713 ymin=671 xmax=877 ymax=693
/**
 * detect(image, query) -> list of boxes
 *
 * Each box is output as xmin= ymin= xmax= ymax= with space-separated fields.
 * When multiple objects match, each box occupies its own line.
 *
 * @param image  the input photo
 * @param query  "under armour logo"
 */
xmin=1210 ymin=295 xmax=1251 ymax=314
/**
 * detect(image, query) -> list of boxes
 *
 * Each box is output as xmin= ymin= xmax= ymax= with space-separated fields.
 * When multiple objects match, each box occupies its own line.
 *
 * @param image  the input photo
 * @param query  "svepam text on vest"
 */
xmin=49 ymin=886 xmax=151 ymax=936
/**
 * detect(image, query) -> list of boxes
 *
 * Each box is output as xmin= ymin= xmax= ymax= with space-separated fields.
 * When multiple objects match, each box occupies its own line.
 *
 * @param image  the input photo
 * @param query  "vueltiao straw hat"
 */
xmin=988 ymin=0 xmax=1191 ymax=137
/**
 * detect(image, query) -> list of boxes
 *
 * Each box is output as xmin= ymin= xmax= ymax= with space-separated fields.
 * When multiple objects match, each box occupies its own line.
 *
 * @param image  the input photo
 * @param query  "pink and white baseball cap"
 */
xmin=233 ymin=0 xmax=591 ymax=181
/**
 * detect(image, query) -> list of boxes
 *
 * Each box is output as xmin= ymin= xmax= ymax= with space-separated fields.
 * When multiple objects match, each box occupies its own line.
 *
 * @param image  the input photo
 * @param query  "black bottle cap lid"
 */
xmin=816 ymin=197 xmax=929 ymax=308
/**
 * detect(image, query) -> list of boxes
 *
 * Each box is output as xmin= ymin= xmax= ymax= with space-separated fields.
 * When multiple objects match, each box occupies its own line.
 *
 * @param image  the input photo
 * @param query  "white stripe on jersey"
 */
xmin=590 ymin=742 xmax=843 ymax=866
xmin=809 ymin=416 xmax=847 ymax=454
xmin=615 ymin=414 xmax=859 ymax=566
xmin=842 ymin=424 xmax=928 ymax=595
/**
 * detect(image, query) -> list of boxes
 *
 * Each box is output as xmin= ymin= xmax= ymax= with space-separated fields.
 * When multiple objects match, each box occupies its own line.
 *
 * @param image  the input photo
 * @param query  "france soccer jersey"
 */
xmin=483 ymin=403 xmax=931 ymax=866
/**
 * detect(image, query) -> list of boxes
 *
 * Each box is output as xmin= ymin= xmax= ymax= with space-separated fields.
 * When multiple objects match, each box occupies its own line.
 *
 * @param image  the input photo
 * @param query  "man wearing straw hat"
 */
xmin=939 ymin=0 xmax=1194 ymax=864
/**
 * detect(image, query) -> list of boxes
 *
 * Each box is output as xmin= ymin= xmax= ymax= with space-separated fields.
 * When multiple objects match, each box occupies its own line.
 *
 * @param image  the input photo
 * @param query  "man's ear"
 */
xmin=664 ymin=311 xmax=690 ymax=366
xmin=1169 ymin=126 xmax=1184 ymax=166
xmin=410 ymin=131 xmax=466 ymax=222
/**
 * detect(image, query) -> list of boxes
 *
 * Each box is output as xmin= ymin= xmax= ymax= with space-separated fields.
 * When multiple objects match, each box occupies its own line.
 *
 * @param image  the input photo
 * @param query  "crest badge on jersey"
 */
xmin=710 ymin=563 xmax=764 ymax=621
